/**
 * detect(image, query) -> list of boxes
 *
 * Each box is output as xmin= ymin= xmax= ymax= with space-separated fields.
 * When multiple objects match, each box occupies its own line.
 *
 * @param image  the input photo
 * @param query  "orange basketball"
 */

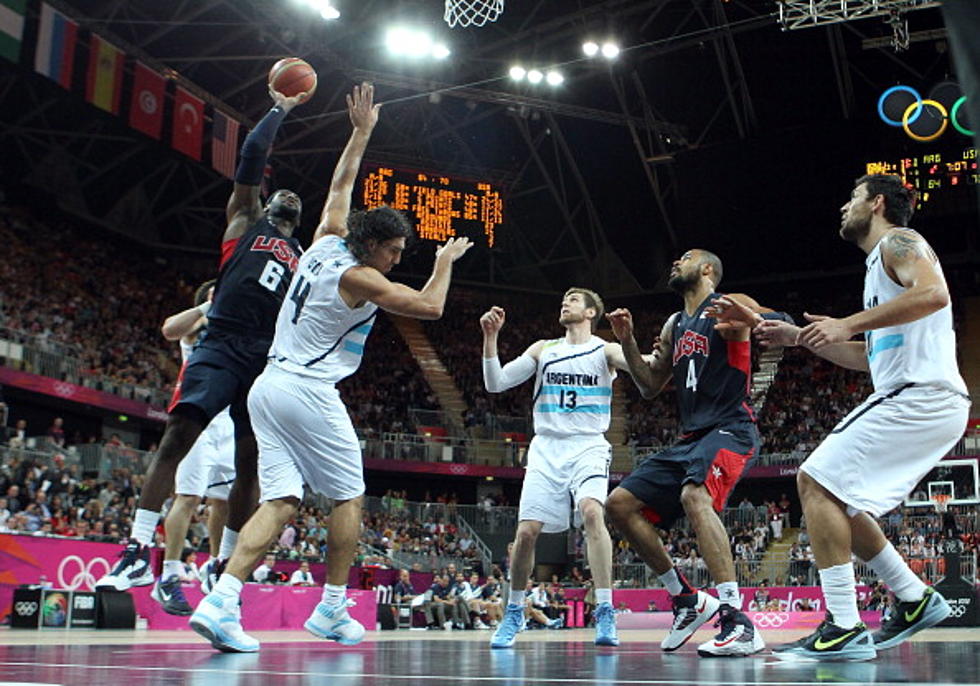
xmin=269 ymin=58 xmax=317 ymax=102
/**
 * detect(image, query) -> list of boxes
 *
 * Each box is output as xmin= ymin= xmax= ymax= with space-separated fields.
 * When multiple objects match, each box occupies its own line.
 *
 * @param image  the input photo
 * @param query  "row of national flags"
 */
xmin=0 ymin=1 xmax=242 ymax=178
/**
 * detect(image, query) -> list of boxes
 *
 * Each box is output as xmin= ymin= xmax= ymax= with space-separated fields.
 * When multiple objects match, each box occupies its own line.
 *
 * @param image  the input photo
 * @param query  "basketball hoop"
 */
xmin=444 ymin=0 xmax=504 ymax=28
xmin=932 ymin=493 xmax=951 ymax=513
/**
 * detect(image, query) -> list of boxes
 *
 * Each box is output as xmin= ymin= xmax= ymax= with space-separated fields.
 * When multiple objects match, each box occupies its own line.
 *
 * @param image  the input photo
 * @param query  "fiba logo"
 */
xmin=14 ymin=602 xmax=38 ymax=616
xmin=73 ymin=595 xmax=95 ymax=611
xmin=57 ymin=555 xmax=111 ymax=591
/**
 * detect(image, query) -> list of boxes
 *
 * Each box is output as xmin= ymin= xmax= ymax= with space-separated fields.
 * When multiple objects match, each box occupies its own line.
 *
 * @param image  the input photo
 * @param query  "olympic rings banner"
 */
xmin=878 ymin=83 xmax=974 ymax=142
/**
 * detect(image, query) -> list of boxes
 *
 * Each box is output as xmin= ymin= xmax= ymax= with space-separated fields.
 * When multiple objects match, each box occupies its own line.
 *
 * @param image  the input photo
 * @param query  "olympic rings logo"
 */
xmin=878 ymin=85 xmax=974 ymax=142
xmin=750 ymin=612 xmax=790 ymax=628
xmin=57 ymin=555 xmax=111 ymax=591
xmin=14 ymin=602 xmax=38 ymax=616
xmin=948 ymin=603 xmax=969 ymax=618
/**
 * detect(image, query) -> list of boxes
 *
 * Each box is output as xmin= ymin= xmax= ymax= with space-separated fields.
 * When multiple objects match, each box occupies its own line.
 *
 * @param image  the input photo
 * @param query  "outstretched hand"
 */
xmin=480 ymin=306 xmax=506 ymax=336
xmin=348 ymin=82 xmax=380 ymax=132
xmin=797 ymin=312 xmax=853 ymax=349
xmin=753 ymin=320 xmax=801 ymax=348
xmin=435 ymin=236 xmax=474 ymax=263
xmin=706 ymin=296 xmax=760 ymax=331
xmin=605 ymin=308 xmax=635 ymax=343
xmin=269 ymin=85 xmax=308 ymax=112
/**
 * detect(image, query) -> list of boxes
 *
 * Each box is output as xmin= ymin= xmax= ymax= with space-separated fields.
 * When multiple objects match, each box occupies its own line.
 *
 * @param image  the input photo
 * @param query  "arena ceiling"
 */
xmin=1 ymin=0 xmax=972 ymax=295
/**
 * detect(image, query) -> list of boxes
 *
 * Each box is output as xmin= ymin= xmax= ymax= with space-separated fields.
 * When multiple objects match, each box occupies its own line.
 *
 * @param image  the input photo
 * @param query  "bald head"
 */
xmin=695 ymin=249 xmax=723 ymax=289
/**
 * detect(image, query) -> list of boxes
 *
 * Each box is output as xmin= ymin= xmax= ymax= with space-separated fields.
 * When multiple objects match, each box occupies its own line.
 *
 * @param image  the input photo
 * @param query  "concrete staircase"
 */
xmin=609 ymin=381 xmax=632 ymax=472
xmin=753 ymin=527 xmax=799 ymax=585
xmin=960 ymin=297 xmax=980 ymax=407
xmin=389 ymin=314 xmax=466 ymax=436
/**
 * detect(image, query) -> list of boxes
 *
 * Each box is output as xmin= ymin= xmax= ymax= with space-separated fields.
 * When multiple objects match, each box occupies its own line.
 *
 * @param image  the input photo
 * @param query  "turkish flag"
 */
xmin=128 ymin=62 xmax=165 ymax=139
xmin=171 ymin=86 xmax=204 ymax=160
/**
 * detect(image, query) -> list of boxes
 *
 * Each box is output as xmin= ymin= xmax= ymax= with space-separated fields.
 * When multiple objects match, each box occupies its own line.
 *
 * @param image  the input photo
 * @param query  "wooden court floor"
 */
xmin=0 ymin=626 xmax=977 ymax=685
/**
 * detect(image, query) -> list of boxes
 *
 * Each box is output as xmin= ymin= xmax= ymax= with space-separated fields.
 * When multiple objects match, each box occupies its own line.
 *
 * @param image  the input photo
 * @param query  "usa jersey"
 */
xmin=531 ymin=337 xmax=615 ymax=437
xmin=207 ymin=217 xmax=303 ymax=338
xmin=671 ymin=294 xmax=755 ymax=434
xmin=268 ymin=234 xmax=377 ymax=383
xmin=863 ymin=233 xmax=967 ymax=395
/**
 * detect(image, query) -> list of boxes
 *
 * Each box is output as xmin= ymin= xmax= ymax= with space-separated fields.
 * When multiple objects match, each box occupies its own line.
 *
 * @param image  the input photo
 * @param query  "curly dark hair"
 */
xmin=346 ymin=206 xmax=414 ymax=262
xmin=855 ymin=173 xmax=916 ymax=227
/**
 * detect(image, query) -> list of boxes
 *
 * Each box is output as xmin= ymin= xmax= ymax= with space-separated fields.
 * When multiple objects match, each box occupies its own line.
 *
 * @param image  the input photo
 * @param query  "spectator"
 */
xmin=424 ymin=574 xmax=454 ymax=630
xmin=290 ymin=560 xmax=316 ymax=586
xmin=46 ymin=418 xmax=65 ymax=449
xmin=393 ymin=569 xmax=417 ymax=604
xmin=253 ymin=553 xmax=278 ymax=584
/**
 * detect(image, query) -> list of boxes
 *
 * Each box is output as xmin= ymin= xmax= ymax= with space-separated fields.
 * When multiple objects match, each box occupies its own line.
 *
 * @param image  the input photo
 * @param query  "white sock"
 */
xmin=658 ymin=569 xmax=685 ymax=596
xmin=218 ymin=527 xmax=238 ymax=560
xmin=595 ymin=588 xmax=612 ymax=605
xmin=716 ymin=581 xmax=740 ymax=609
xmin=865 ymin=542 xmax=928 ymax=602
xmin=132 ymin=509 xmax=159 ymax=546
xmin=213 ymin=573 xmax=243 ymax=600
xmin=819 ymin=562 xmax=861 ymax=629
xmin=162 ymin=560 xmax=183 ymax=580
xmin=508 ymin=589 xmax=525 ymax=608
xmin=322 ymin=584 xmax=346 ymax=607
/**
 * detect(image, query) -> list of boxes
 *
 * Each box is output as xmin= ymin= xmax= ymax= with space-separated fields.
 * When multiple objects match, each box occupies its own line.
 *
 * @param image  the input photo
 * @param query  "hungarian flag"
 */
xmin=85 ymin=34 xmax=124 ymax=114
xmin=0 ymin=0 xmax=25 ymax=63
xmin=211 ymin=110 xmax=240 ymax=179
xmin=171 ymin=86 xmax=204 ymax=160
xmin=34 ymin=2 xmax=77 ymax=88
xmin=129 ymin=61 xmax=165 ymax=139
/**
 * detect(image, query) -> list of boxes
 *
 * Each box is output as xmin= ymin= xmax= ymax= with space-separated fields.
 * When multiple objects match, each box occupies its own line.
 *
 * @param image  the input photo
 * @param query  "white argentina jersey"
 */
xmin=268 ymin=234 xmax=377 ymax=383
xmin=863 ymin=232 xmax=967 ymax=395
xmin=532 ymin=336 xmax=615 ymax=437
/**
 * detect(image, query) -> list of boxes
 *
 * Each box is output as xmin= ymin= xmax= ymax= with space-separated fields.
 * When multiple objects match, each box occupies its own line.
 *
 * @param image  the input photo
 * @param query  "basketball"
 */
xmin=268 ymin=57 xmax=317 ymax=102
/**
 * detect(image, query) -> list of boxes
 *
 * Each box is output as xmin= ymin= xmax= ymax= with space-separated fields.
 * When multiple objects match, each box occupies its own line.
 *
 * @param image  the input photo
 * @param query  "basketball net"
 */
xmin=444 ymin=0 xmax=504 ymax=28
xmin=932 ymin=494 xmax=951 ymax=514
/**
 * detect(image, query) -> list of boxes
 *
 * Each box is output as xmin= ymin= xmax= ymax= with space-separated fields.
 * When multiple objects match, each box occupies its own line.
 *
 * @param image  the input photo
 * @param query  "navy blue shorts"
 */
xmin=169 ymin=329 xmax=272 ymax=438
xmin=619 ymin=421 xmax=760 ymax=530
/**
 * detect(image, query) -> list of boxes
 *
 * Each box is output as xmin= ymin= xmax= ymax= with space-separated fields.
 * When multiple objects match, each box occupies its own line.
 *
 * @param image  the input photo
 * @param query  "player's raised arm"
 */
xmin=225 ymin=88 xmax=305 ymax=241
xmin=342 ymin=237 xmax=473 ymax=320
xmin=160 ymin=304 xmax=207 ymax=343
xmin=314 ymin=83 xmax=381 ymax=243
xmin=480 ymin=307 xmax=540 ymax=393
xmin=606 ymin=309 xmax=674 ymax=399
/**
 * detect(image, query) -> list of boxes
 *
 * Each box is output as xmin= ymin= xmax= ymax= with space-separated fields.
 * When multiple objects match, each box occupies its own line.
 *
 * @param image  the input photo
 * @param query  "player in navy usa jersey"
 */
xmin=605 ymin=249 xmax=788 ymax=657
xmin=97 ymin=86 xmax=308 ymax=593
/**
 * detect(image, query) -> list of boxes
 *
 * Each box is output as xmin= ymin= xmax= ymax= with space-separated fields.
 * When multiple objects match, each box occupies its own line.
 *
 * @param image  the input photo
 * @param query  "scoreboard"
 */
xmin=864 ymin=144 xmax=979 ymax=214
xmin=361 ymin=165 xmax=504 ymax=247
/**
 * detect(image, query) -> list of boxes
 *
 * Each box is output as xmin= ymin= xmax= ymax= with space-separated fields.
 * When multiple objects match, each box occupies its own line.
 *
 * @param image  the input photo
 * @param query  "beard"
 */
xmin=559 ymin=312 xmax=583 ymax=326
xmin=268 ymin=202 xmax=300 ymax=222
xmin=667 ymin=269 xmax=698 ymax=294
xmin=840 ymin=213 xmax=871 ymax=243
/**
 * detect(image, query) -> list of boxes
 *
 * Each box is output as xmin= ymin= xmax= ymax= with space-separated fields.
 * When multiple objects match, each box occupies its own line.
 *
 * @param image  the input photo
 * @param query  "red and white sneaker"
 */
xmin=696 ymin=605 xmax=765 ymax=657
xmin=661 ymin=590 xmax=721 ymax=651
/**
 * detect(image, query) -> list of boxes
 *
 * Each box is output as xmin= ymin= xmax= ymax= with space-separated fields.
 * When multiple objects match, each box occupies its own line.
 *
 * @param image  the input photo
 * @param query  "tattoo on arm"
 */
xmin=886 ymin=230 xmax=935 ymax=263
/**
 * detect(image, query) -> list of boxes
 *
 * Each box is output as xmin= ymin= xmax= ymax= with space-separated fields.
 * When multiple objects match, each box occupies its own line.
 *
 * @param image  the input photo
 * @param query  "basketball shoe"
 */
xmin=696 ymin=605 xmax=765 ymax=657
xmin=772 ymin=613 xmax=875 ymax=661
xmin=94 ymin=539 xmax=154 ymax=591
xmin=661 ymin=590 xmax=720 ymax=651
xmin=594 ymin=601 xmax=619 ymax=646
xmin=304 ymin=599 xmax=366 ymax=645
xmin=490 ymin=604 xmax=525 ymax=648
xmin=151 ymin=575 xmax=193 ymax=616
xmin=872 ymin=587 xmax=951 ymax=650
xmin=199 ymin=558 xmax=226 ymax=595
xmin=189 ymin=592 xmax=259 ymax=653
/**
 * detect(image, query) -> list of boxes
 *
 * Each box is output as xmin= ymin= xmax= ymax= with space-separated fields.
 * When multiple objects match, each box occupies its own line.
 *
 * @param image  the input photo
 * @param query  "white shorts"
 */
xmin=800 ymin=384 xmax=970 ymax=517
xmin=174 ymin=409 xmax=236 ymax=500
xmin=518 ymin=434 xmax=611 ymax=533
xmin=248 ymin=365 xmax=365 ymax=503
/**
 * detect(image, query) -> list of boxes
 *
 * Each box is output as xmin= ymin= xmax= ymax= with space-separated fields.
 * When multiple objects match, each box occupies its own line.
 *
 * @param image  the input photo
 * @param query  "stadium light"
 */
xmin=386 ymin=26 xmax=451 ymax=59
xmin=582 ymin=41 xmax=599 ymax=57
xmin=527 ymin=69 xmax=543 ymax=84
xmin=546 ymin=70 xmax=563 ymax=86
xmin=297 ymin=0 xmax=340 ymax=20
xmin=432 ymin=43 xmax=451 ymax=59
xmin=601 ymin=41 xmax=620 ymax=59
xmin=509 ymin=65 xmax=526 ymax=81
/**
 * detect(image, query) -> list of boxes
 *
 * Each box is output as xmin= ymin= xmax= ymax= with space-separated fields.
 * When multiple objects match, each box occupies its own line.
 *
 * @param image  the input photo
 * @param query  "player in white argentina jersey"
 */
xmin=742 ymin=173 xmax=970 ymax=661
xmin=191 ymin=83 xmax=473 ymax=653
xmin=151 ymin=280 xmax=236 ymax=615
xmin=480 ymin=287 xmax=646 ymax=648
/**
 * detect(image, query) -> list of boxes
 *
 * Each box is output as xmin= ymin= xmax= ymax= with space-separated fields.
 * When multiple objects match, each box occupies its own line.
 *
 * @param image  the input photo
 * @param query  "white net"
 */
xmin=444 ymin=0 xmax=504 ymax=28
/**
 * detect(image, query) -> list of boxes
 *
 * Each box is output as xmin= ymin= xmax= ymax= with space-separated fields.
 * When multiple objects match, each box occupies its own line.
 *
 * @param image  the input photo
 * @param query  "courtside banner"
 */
xmin=34 ymin=2 xmax=77 ymax=88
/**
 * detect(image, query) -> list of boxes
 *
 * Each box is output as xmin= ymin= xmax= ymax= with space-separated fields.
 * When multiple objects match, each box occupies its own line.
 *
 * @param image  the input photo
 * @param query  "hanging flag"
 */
xmin=211 ymin=110 xmax=240 ymax=179
xmin=34 ymin=2 xmax=78 ymax=88
xmin=172 ymin=86 xmax=204 ymax=160
xmin=85 ymin=34 xmax=124 ymax=114
xmin=129 ymin=61 xmax=165 ymax=139
xmin=0 ymin=0 xmax=26 ymax=63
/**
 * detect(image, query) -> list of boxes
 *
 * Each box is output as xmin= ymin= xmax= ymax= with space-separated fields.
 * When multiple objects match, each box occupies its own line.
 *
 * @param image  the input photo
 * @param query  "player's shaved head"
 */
xmin=696 ymin=250 xmax=723 ymax=289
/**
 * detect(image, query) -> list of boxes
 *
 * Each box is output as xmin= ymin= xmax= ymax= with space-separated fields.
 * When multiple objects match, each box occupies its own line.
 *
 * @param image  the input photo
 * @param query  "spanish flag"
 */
xmin=85 ymin=34 xmax=124 ymax=114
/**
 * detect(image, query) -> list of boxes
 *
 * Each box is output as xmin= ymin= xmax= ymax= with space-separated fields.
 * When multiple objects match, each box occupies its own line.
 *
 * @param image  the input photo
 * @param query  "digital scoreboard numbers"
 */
xmin=361 ymin=166 xmax=504 ymax=247
xmin=865 ymin=145 xmax=979 ymax=212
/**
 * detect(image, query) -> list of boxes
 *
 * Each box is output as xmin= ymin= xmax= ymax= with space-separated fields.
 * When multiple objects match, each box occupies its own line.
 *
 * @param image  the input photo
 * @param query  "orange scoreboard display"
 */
xmin=361 ymin=165 xmax=504 ymax=247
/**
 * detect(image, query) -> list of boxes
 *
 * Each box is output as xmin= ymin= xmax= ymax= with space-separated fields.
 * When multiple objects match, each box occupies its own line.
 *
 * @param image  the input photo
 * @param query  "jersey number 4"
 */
xmin=685 ymin=359 xmax=698 ymax=392
xmin=288 ymin=275 xmax=312 ymax=324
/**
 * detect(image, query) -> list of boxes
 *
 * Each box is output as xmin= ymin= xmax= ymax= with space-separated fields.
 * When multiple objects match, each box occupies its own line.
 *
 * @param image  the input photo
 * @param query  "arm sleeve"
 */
xmin=760 ymin=311 xmax=797 ymax=326
xmin=235 ymin=105 xmax=288 ymax=185
xmin=483 ymin=354 xmax=537 ymax=393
